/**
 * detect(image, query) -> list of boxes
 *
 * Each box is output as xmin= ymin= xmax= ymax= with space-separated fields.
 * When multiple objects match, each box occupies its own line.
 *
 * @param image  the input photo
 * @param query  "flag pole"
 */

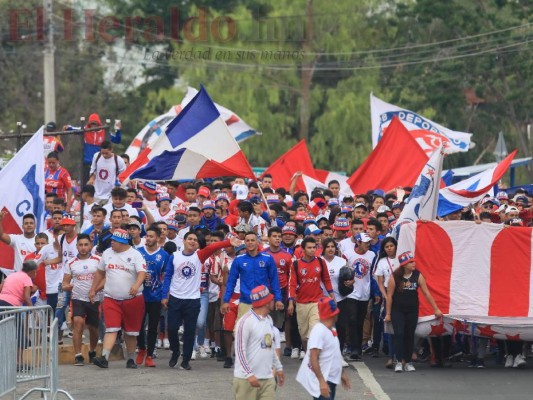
xmin=257 ymin=182 xmax=272 ymax=216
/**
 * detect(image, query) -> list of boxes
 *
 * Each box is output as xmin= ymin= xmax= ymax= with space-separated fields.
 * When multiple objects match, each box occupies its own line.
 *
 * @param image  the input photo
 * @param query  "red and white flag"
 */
xmin=399 ymin=221 xmax=533 ymax=320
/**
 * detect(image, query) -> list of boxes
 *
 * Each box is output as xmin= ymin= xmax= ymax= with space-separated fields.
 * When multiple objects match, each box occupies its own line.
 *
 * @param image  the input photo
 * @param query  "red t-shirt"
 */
xmin=264 ymin=248 xmax=293 ymax=289
xmin=24 ymin=252 xmax=47 ymax=300
xmin=44 ymin=166 xmax=72 ymax=200
xmin=289 ymin=256 xmax=333 ymax=303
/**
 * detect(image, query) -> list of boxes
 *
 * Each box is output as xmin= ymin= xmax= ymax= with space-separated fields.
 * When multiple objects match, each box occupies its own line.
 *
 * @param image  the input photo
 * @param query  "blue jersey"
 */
xmin=137 ymin=246 xmax=169 ymax=302
xmin=224 ymin=252 xmax=282 ymax=305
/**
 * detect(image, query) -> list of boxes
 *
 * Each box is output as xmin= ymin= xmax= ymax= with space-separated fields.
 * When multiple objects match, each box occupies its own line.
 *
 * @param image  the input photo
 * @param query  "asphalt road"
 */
xmin=11 ymin=346 xmax=533 ymax=400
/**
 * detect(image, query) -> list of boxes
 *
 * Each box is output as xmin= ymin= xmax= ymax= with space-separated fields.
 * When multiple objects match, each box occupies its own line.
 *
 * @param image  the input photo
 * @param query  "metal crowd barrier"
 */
xmin=0 ymin=306 xmax=74 ymax=400
xmin=0 ymin=314 xmax=17 ymax=398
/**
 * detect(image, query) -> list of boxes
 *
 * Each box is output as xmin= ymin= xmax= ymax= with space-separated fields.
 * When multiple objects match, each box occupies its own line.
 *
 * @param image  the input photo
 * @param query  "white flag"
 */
xmin=394 ymin=146 xmax=444 ymax=237
xmin=0 ymin=127 xmax=45 ymax=271
xmin=371 ymin=94 xmax=472 ymax=155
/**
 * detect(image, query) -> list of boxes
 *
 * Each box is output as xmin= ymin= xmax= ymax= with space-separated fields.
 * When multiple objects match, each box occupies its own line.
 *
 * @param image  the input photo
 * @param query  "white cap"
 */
xmin=232 ymin=184 xmax=249 ymax=200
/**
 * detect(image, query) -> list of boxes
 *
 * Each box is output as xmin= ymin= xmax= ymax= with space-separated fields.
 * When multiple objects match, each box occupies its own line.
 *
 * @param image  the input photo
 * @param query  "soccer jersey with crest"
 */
xmin=65 ymin=255 xmax=102 ymax=302
xmin=343 ymin=248 xmax=375 ymax=301
xmin=97 ymin=247 xmax=146 ymax=300
xmin=263 ymin=248 xmax=292 ymax=289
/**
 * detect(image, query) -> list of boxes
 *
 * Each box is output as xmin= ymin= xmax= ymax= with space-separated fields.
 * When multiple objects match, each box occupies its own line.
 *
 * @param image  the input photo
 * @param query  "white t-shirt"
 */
xmin=97 ymin=247 xmax=146 ymax=300
xmin=132 ymin=237 xmax=146 ymax=250
xmin=167 ymin=250 xmax=204 ymax=299
xmin=321 ymin=256 xmax=348 ymax=302
xmin=103 ymin=203 xmax=139 ymax=223
xmin=83 ymin=201 xmax=95 ymax=228
xmin=151 ymin=207 xmax=175 ymax=222
xmin=374 ymin=256 xmax=399 ymax=289
xmin=343 ymin=248 xmax=375 ymax=301
xmin=40 ymin=243 xmax=63 ymax=294
xmin=176 ymin=226 xmax=192 ymax=251
xmin=296 ymin=322 xmax=343 ymax=398
xmin=59 ymin=234 xmax=78 ymax=267
xmin=90 ymin=152 xmax=126 ymax=201
xmin=338 ymin=237 xmax=355 ymax=257
xmin=65 ymin=255 xmax=102 ymax=302
xmin=9 ymin=234 xmax=36 ymax=272
xmin=143 ymin=199 xmax=158 ymax=211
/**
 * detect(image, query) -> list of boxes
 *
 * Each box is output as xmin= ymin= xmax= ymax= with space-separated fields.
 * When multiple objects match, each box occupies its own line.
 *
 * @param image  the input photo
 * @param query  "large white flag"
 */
xmin=0 ymin=127 xmax=45 ymax=271
xmin=370 ymin=94 xmax=472 ymax=155
xmin=394 ymin=146 xmax=444 ymax=237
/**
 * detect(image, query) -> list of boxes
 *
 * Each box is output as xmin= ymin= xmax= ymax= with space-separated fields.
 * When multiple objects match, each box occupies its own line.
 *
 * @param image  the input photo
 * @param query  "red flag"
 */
xmin=261 ymin=140 xmax=318 ymax=191
xmin=347 ymin=117 xmax=428 ymax=193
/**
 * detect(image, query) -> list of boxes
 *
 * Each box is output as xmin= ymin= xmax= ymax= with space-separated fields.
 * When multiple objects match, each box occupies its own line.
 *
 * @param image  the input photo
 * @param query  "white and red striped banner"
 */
xmin=398 ymin=221 xmax=533 ymax=339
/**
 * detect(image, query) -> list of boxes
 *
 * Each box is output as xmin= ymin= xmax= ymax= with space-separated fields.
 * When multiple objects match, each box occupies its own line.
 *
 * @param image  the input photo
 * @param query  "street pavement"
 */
xmin=12 ymin=347 xmax=533 ymax=399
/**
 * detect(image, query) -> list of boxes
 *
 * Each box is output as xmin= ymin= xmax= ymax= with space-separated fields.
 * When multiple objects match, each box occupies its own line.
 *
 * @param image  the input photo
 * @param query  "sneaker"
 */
xmin=92 ymin=356 xmax=109 ymax=369
xmin=283 ymin=347 xmax=292 ymax=357
xmin=342 ymin=359 xmax=349 ymax=368
xmin=372 ymin=348 xmax=379 ymax=358
xmin=404 ymin=362 xmax=416 ymax=372
xmin=191 ymin=350 xmax=197 ymax=360
xmin=299 ymin=350 xmax=306 ymax=360
xmin=513 ymin=354 xmax=526 ymax=369
xmin=88 ymin=351 xmax=96 ymax=364
xmin=349 ymin=352 xmax=361 ymax=361
xmin=476 ymin=359 xmax=486 ymax=369
xmin=74 ymin=355 xmax=84 ymax=366
xmin=505 ymin=354 xmax=514 ymax=368
xmin=291 ymin=348 xmax=300 ymax=359
xmin=145 ymin=356 xmax=156 ymax=368
xmin=468 ymin=358 xmax=477 ymax=368
xmin=169 ymin=351 xmax=180 ymax=368
xmin=180 ymin=361 xmax=191 ymax=370
xmin=126 ymin=359 xmax=137 ymax=369
xmin=163 ymin=338 xmax=170 ymax=349
xmin=210 ymin=348 xmax=216 ymax=358
xmin=135 ymin=349 xmax=146 ymax=365
xmin=280 ymin=332 xmax=286 ymax=343
xmin=199 ymin=346 xmax=208 ymax=359
xmin=362 ymin=344 xmax=372 ymax=354
xmin=156 ymin=339 xmax=163 ymax=349
xmin=395 ymin=362 xmax=403 ymax=373
xmin=152 ymin=349 xmax=158 ymax=359
xmin=223 ymin=357 xmax=233 ymax=369
xmin=216 ymin=348 xmax=225 ymax=362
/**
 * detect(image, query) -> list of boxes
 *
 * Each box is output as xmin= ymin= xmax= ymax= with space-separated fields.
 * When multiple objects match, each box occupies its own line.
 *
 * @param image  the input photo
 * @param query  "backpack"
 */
xmin=95 ymin=152 xmax=119 ymax=180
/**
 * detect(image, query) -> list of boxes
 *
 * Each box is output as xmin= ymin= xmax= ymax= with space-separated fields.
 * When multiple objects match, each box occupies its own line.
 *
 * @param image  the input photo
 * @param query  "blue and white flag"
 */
xmin=371 ymin=94 xmax=472 ymax=155
xmin=0 ymin=127 xmax=45 ymax=272
xmin=394 ymin=146 xmax=444 ymax=237
xmin=437 ymin=150 xmax=517 ymax=218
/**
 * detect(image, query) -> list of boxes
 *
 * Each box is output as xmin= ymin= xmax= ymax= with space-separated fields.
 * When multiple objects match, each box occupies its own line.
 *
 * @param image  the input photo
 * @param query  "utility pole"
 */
xmin=43 ymin=0 xmax=56 ymax=124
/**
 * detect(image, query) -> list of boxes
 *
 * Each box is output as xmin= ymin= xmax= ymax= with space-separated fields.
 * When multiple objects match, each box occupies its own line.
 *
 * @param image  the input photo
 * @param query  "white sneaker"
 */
xmin=204 ymin=345 xmax=212 ymax=354
xmin=404 ymin=362 xmax=416 ymax=372
xmin=299 ymin=350 xmax=306 ymax=360
xmin=191 ymin=350 xmax=197 ymax=360
xmin=156 ymin=339 xmax=163 ymax=349
xmin=178 ymin=327 xmax=184 ymax=335
xmin=505 ymin=354 xmax=514 ymax=368
xmin=342 ymin=359 xmax=349 ymax=368
xmin=291 ymin=348 xmax=299 ymax=359
xmin=163 ymin=338 xmax=170 ymax=349
xmin=395 ymin=362 xmax=403 ymax=373
xmin=280 ymin=332 xmax=286 ymax=343
xmin=513 ymin=354 xmax=526 ymax=368
xmin=199 ymin=346 xmax=208 ymax=359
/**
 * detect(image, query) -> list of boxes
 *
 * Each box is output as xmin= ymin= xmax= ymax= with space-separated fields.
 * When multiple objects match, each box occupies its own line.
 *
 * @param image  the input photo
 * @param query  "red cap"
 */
xmin=318 ymin=297 xmax=340 ymax=320
xmin=250 ymin=285 xmax=274 ymax=308
xmin=198 ymin=186 xmax=210 ymax=198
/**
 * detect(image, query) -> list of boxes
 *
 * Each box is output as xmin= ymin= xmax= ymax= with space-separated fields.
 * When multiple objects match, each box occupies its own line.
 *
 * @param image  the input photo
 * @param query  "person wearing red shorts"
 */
xmin=89 ymin=229 xmax=146 ymax=369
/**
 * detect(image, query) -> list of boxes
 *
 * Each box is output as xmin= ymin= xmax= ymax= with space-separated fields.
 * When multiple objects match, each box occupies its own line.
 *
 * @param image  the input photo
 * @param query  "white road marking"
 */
xmin=353 ymin=362 xmax=392 ymax=400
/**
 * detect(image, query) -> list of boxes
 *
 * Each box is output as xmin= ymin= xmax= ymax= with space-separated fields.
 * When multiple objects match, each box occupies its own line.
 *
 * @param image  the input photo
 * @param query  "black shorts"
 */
xmin=71 ymin=299 xmax=100 ymax=327
xmin=207 ymin=299 xmax=222 ymax=332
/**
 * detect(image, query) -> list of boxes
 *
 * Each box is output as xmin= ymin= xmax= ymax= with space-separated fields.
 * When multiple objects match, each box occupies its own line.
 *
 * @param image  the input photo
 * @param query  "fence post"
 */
xmin=16 ymin=122 xmax=22 ymax=152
